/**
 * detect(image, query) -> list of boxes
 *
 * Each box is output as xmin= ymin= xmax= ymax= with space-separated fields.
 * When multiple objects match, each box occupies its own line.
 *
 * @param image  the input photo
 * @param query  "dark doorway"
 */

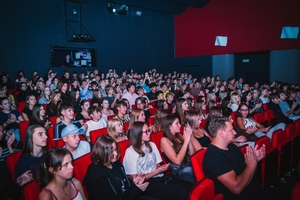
xmin=235 ymin=51 xmax=270 ymax=86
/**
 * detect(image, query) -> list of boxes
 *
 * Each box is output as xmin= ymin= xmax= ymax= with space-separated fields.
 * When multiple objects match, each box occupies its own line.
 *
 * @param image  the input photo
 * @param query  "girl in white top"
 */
xmin=101 ymin=99 xmax=114 ymax=123
xmin=236 ymin=103 xmax=285 ymax=140
xmin=123 ymin=121 xmax=193 ymax=200
xmin=38 ymin=148 xmax=87 ymax=200
xmin=230 ymin=92 xmax=241 ymax=112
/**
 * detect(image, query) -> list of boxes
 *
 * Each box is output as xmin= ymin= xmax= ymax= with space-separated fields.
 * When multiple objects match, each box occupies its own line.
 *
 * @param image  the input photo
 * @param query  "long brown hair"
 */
xmin=162 ymin=115 xmax=183 ymax=154
xmin=128 ymin=122 xmax=152 ymax=157
xmin=153 ymin=108 xmax=168 ymax=132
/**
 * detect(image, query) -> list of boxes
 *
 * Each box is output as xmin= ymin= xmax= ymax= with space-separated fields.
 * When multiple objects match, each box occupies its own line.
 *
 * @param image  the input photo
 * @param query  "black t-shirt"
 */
xmin=22 ymin=107 xmax=32 ymax=120
xmin=203 ymin=143 xmax=263 ymax=200
xmin=268 ymin=101 xmax=293 ymax=124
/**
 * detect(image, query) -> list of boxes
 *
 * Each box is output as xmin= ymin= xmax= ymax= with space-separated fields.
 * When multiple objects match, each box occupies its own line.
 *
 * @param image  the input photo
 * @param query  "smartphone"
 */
xmin=162 ymin=176 xmax=172 ymax=184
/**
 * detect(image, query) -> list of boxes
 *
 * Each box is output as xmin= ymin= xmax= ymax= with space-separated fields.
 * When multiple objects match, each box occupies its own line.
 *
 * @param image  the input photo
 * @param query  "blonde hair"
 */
xmin=129 ymin=108 xmax=144 ymax=129
xmin=107 ymin=118 xmax=123 ymax=141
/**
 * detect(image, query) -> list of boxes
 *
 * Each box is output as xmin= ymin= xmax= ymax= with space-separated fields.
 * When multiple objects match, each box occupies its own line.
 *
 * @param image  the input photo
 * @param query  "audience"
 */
xmin=38 ymin=148 xmax=87 ymax=200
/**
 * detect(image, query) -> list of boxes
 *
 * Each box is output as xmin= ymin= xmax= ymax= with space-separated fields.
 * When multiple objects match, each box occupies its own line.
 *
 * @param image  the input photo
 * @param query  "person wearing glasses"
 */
xmin=123 ymin=122 xmax=193 ymax=200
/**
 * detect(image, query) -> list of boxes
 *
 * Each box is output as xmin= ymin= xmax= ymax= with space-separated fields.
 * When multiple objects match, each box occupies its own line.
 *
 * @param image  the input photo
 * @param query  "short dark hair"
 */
xmin=269 ymin=92 xmax=279 ymax=100
xmin=126 ymin=82 xmax=135 ymax=90
xmin=115 ymin=100 xmax=127 ymax=108
xmin=208 ymin=117 xmax=229 ymax=138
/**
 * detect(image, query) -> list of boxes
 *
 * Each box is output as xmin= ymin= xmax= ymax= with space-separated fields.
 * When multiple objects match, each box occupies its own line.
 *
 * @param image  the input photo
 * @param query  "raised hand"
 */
xmin=16 ymin=170 xmax=33 ymax=186
xmin=6 ymin=133 xmax=15 ymax=146
xmin=253 ymin=144 xmax=266 ymax=162
xmin=244 ymin=146 xmax=257 ymax=169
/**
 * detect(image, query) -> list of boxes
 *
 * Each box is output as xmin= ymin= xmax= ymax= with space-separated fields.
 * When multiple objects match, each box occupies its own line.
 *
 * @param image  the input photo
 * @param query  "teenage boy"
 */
xmin=136 ymin=86 xmax=150 ymax=104
xmin=113 ymin=100 xmax=130 ymax=125
xmin=268 ymin=93 xmax=293 ymax=124
xmin=122 ymin=83 xmax=139 ymax=109
xmin=147 ymin=83 xmax=157 ymax=101
xmin=105 ymin=85 xmax=120 ymax=109
xmin=278 ymin=90 xmax=300 ymax=121
xmin=85 ymin=106 xmax=107 ymax=143
xmin=160 ymin=82 xmax=169 ymax=100
xmin=54 ymin=102 xmax=86 ymax=139
xmin=80 ymin=79 xmax=93 ymax=100
xmin=156 ymin=91 xmax=164 ymax=101
xmin=166 ymin=92 xmax=174 ymax=107
xmin=286 ymin=89 xmax=300 ymax=114
xmin=62 ymin=124 xmax=90 ymax=159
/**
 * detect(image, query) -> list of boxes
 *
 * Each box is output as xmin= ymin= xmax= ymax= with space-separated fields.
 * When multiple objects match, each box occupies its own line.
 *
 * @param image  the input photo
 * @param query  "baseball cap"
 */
xmin=61 ymin=124 xmax=84 ymax=138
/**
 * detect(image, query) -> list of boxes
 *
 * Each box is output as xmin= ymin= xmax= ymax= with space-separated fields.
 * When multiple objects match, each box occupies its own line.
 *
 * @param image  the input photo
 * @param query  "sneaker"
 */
xmin=280 ymin=177 xmax=287 ymax=183
xmin=284 ymin=171 xmax=291 ymax=177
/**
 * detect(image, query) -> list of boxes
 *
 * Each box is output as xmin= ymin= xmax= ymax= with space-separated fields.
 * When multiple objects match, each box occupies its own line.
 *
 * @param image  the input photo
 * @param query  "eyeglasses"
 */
xmin=142 ymin=129 xmax=152 ymax=135
xmin=240 ymin=109 xmax=248 ymax=112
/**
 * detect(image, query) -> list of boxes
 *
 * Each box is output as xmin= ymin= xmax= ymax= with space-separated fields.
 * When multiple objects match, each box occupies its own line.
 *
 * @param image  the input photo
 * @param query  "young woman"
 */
xmin=128 ymin=108 xmax=147 ymax=129
xmin=22 ymin=94 xmax=37 ymax=121
xmin=185 ymin=112 xmax=210 ymax=147
xmin=175 ymin=98 xmax=189 ymax=125
xmin=107 ymin=118 xmax=128 ymax=142
xmin=46 ymin=91 xmax=61 ymax=117
xmin=83 ymin=135 xmax=149 ymax=199
xmin=91 ymin=89 xmax=102 ymax=107
xmin=194 ymin=99 xmax=208 ymax=120
xmin=135 ymin=97 xmax=151 ymax=121
xmin=186 ymin=97 xmax=194 ymax=111
xmin=38 ymin=86 xmax=51 ymax=104
xmin=124 ymin=122 xmax=193 ymax=200
xmin=58 ymin=82 xmax=70 ymax=103
xmin=230 ymin=92 xmax=241 ymax=112
xmin=38 ymin=148 xmax=87 ymax=200
xmin=70 ymin=88 xmax=81 ymax=113
xmin=259 ymin=87 xmax=270 ymax=104
xmin=152 ymin=109 xmax=168 ymax=132
xmin=15 ymin=125 xmax=48 ymax=186
xmin=101 ymin=99 xmax=114 ymax=122
xmin=29 ymin=104 xmax=52 ymax=129
xmin=0 ymin=97 xmax=24 ymax=142
xmin=241 ymin=91 xmax=252 ymax=106
xmin=249 ymin=89 xmax=264 ymax=114
xmin=220 ymin=96 xmax=232 ymax=114
xmin=236 ymin=103 xmax=286 ymax=140
xmin=160 ymin=115 xmax=201 ymax=183
xmin=75 ymin=100 xmax=90 ymax=125
xmin=49 ymin=77 xmax=59 ymax=92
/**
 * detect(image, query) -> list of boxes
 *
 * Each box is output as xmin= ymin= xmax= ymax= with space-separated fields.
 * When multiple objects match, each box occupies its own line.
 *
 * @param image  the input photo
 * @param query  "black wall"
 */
xmin=0 ymin=0 xmax=211 ymax=80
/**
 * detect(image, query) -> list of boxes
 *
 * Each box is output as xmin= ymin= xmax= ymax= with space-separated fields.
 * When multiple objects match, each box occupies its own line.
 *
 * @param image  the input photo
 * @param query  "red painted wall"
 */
xmin=174 ymin=0 xmax=300 ymax=57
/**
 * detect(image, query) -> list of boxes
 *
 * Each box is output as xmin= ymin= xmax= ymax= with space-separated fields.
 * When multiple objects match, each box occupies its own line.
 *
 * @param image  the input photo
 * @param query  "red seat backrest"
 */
xmin=271 ymin=129 xmax=287 ymax=148
xmin=118 ymin=140 xmax=130 ymax=163
xmin=47 ymin=126 xmax=56 ymax=149
xmin=150 ymin=131 xmax=164 ymax=151
xmin=90 ymin=128 xmax=108 ymax=144
xmin=107 ymin=115 xmax=116 ymax=121
xmin=189 ymin=178 xmax=223 ymax=200
xmin=55 ymin=138 xmax=65 ymax=147
xmin=262 ymin=103 xmax=268 ymax=111
xmin=231 ymin=112 xmax=237 ymax=126
xmin=240 ymin=144 xmax=248 ymax=155
xmin=148 ymin=108 xmax=158 ymax=116
xmin=147 ymin=116 xmax=155 ymax=125
xmin=73 ymin=152 xmax=91 ymax=198
xmin=49 ymin=116 xmax=57 ymax=126
xmin=200 ymin=119 xmax=207 ymax=129
xmin=17 ymin=101 xmax=26 ymax=113
xmin=19 ymin=120 xmax=30 ymax=143
xmin=23 ymin=180 xmax=40 ymax=200
xmin=285 ymin=123 xmax=297 ymax=138
xmin=5 ymin=151 xmax=22 ymax=181
xmin=255 ymin=136 xmax=272 ymax=154
xmin=253 ymin=113 xmax=265 ymax=124
xmin=123 ymin=122 xmax=130 ymax=133
xmin=190 ymin=149 xmax=207 ymax=182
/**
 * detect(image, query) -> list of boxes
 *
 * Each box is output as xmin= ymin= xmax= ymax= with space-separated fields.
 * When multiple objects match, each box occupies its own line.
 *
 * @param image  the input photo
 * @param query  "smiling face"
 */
xmin=238 ymin=105 xmax=249 ymax=118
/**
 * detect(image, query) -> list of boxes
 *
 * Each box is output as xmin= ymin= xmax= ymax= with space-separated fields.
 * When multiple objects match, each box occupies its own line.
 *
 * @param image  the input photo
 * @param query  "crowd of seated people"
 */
xmin=0 ymin=68 xmax=300 ymax=199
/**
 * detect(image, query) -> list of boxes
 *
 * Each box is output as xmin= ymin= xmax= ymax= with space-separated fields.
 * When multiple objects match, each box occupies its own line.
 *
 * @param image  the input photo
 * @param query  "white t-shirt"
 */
xmin=230 ymin=103 xmax=239 ymax=112
xmin=123 ymin=142 xmax=163 ymax=178
xmin=72 ymin=141 xmax=91 ymax=159
xmin=85 ymin=118 xmax=107 ymax=137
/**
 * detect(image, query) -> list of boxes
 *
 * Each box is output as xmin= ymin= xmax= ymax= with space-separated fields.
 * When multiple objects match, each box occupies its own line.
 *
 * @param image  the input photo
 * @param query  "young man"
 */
xmin=105 ymin=85 xmax=120 ymax=109
xmin=121 ymin=83 xmax=139 ymax=109
xmin=166 ymin=92 xmax=174 ymax=106
xmin=278 ymin=90 xmax=300 ymax=121
xmin=286 ymin=89 xmax=300 ymax=114
xmin=62 ymin=124 xmax=90 ymax=159
xmin=268 ymin=93 xmax=293 ymax=124
xmin=160 ymin=82 xmax=169 ymax=100
xmin=80 ymin=79 xmax=93 ymax=100
xmin=147 ymin=83 xmax=157 ymax=101
xmin=190 ymin=81 xmax=201 ymax=97
xmin=85 ymin=106 xmax=107 ymax=143
xmin=113 ymin=100 xmax=130 ymax=125
xmin=156 ymin=90 xmax=164 ymax=101
xmin=203 ymin=117 xmax=277 ymax=199
xmin=54 ymin=102 xmax=85 ymax=139
xmin=136 ymin=86 xmax=150 ymax=104
xmin=60 ymin=70 xmax=71 ymax=83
